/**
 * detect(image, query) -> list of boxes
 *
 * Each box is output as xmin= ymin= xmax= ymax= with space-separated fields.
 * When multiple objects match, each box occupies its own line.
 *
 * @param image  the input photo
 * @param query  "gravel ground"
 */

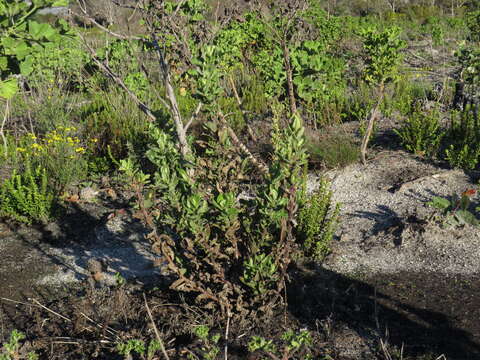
xmin=312 ymin=150 xmax=480 ymax=276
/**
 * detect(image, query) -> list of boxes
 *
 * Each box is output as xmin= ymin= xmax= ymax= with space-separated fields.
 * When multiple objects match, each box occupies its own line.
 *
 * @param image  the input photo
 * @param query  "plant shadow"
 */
xmin=287 ymin=264 xmax=480 ymax=359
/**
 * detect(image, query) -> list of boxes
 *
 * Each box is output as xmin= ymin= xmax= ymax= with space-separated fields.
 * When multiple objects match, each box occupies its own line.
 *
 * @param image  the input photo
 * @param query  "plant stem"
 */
xmin=360 ymin=83 xmax=384 ymax=165
xmin=1 ymin=100 xmax=9 ymax=159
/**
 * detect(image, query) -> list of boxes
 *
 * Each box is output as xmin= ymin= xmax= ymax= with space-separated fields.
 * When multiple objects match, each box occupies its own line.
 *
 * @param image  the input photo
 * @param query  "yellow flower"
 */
xmin=16 ymin=147 xmax=26 ymax=152
xmin=91 ymin=138 xmax=98 ymax=143
xmin=75 ymin=147 xmax=86 ymax=153
xmin=31 ymin=143 xmax=42 ymax=149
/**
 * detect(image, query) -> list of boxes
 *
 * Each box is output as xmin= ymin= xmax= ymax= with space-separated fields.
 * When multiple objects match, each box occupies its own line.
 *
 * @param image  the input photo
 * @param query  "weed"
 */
xmin=116 ymin=339 xmax=161 ymax=360
xmin=248 ymin=329 xmax=313 ymax=360
xmin=0 ymin=330 xmax=38 ymax=360
xmin=187 ymin=325 xmax=220 ymax=360
xmin=427 ymin=189 xmax=479 ymax=227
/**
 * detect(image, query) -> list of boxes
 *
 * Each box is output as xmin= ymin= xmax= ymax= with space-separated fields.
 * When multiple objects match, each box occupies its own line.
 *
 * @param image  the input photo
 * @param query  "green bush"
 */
xmin=395 ymin=106 xmax=444 ymax=157
xmin=297 ymin=179 xmax=340 ymax=260
xmin=444 ymin=107 xmax=480 ymax=169
xmin=0 ymin=165 xmax=55 ymax=224
xmin=81 ymin=90 xmax=150 ymax=159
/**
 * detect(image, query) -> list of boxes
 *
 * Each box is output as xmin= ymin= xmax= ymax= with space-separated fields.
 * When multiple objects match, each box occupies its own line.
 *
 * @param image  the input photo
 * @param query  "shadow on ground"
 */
xmin=288 ymin=264 xmax=480 ymax=360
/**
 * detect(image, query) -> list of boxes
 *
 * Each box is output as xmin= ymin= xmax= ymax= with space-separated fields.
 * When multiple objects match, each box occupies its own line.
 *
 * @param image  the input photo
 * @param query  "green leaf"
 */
xmin=51 ymin=0 xmax=69 ymax=7
xmin=0 ymin=78 xmax=18 ymax=99
xmin=0 ymin=56 xmax=8 ymax=71
xmin=19 ymin=55 xmax=34 ymax=75
xmin=455 ymin=210 xmax=479 ymax=226
xmin=427 ymin=196 xmax=451 ymax=210
xmin=28 ymin=21 xmax=57 ymax=41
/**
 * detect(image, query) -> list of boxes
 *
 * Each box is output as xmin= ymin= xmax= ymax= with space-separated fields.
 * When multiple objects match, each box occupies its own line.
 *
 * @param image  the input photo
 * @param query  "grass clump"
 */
xmin=307 ymin=132 xmax=359 ymax=169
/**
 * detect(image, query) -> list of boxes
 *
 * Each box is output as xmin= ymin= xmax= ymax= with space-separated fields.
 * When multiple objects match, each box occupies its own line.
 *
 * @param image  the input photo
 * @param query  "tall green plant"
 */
xmin=0 ymin=0 xmax=70 ymax=99
xmin=358 ymin=25 xmax=406 ymax=164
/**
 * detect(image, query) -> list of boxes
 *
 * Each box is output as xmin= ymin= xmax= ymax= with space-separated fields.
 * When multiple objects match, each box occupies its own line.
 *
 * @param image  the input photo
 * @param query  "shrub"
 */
xmin=297 ymin=179 xmax=341 ymax=260
xmin=444 ymin=107 xmax=480 ymax=169
xmin=81 ymin=90 xmax=150 ymax=159
xmin=307 ymin=133 xmax=359 ymax=169
xmin=15 ymin=127 xmax=89 ymax=193
xmin=395 ymin=106 xmax=444 ymax=157
xmin=0 ymin=165 xmax=55 ymax=224
xmin=121 ymin=110 xmax=339 ymax=314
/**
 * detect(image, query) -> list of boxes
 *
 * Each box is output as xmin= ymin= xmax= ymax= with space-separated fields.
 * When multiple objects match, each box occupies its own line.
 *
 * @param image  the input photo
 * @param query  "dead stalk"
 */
xmin=143 ymin=293 xmax=171 ymax=360
xmin=151 ymin=37 xmax=191 ymax=158
xmin=29 ymin=298 xmax=71 ymax=323
xmin=282 ymin=37 xmax=297 ymax=116
xmin=224 ymin=311 xmax=231 ymax=360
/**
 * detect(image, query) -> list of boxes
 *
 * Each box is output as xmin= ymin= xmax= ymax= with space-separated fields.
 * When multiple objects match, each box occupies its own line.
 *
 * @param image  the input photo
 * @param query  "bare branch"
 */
xmin=76 ymin=30 xmax=161 ymax=121
xmin=73 ymin=1 xmax=143 ymax=40
xmin=184 ymin=102 xmax=203 ymax=132
xmin=143 ymin=294 xmax=171 ymax=360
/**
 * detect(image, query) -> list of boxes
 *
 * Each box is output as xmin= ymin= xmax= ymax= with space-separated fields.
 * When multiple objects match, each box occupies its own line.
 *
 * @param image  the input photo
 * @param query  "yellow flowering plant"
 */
xmin=16 ymin=126 xmax=89 ymax=193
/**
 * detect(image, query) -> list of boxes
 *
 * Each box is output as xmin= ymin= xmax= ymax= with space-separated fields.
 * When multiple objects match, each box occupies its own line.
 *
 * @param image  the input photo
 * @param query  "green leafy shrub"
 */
xmin=0 ymin=165 xmax=55 ymax=224
xmin=0 ymin=0 xmax=71 ymax=100
xmin=291 ymin=39 xmax=346 ymax=125
xmin=121 ymin=108 xmax=338 ymax=314
xmin=93 ymin=39 xmax=149 ymax=98
xmin=24 ymin=23 xmax=88 ymax=89
xmin=395 ymin=106 xmax=444 ymax=157
xmin=444 ymin=108 xmax=480 ymax=169
xmin=298 ymin=179 xmax=341 ymax=260
xmin=358 ymin=25 xmax=406 ymax=163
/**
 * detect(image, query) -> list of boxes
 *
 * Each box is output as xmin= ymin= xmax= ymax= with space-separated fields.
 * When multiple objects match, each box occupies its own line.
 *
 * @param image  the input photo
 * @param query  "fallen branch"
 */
xmin=143 ymin=293 xmax=171 ymax=360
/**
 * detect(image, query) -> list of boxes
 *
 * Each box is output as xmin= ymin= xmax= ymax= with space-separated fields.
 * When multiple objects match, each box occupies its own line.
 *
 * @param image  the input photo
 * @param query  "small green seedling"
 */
xmin=427 ymin=189 xmax=480 ymax=227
